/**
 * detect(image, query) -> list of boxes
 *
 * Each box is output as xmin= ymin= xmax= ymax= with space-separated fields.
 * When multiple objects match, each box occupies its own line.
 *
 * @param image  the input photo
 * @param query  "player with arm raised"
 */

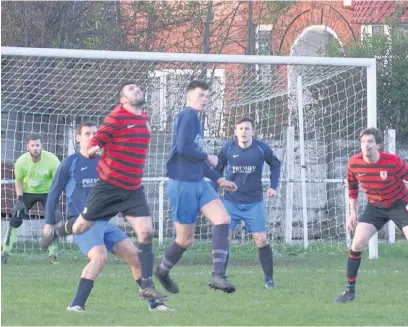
xmin=41 ymin=122 xmax=172 ymax=312
xmin=214 ymin=116 xmax=281 ymax=289
xmin=54 ymin=83 xmax=167 ymax=302
xmin=155 ymin=80 xmax=237 ymax=294
xmin=334 ymin=127 xmax=408 ymax=303
xmin=1 ymin=134 xmax=61 ymax=264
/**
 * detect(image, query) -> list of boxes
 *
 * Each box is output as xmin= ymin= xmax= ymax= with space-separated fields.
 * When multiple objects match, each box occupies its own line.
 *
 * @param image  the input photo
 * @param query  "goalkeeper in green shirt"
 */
xmin=2 ymin=134 xmax=61 ymax=264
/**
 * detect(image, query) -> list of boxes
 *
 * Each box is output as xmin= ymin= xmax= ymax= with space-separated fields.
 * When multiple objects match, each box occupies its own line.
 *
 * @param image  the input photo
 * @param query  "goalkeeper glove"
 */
xmin=12 ymin=196 xmax=27 ymax=218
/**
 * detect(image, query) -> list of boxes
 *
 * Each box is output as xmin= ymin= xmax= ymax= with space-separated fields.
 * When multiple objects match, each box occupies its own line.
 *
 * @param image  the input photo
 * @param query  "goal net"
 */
xmin=1 ymin=47 xmax=377 ymax=257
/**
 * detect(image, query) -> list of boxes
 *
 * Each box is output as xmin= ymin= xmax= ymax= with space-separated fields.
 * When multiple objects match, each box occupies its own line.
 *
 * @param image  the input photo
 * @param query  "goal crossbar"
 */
xmin=1 ymin=46 xmax=376 ymax=67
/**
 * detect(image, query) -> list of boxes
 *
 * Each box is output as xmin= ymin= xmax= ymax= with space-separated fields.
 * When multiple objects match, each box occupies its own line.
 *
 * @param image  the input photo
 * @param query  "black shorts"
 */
xmin=18 ymin=193 xmax=47 ymax=220
xmin=359 ymin=200 xmax=408 ymax=231
xmin=81 ymin=179 xmax=150 ymax=221
xmin=23 ymin=193 xmax=48 ymax=212
xmin=17 ymin=193 xmax=62 ymax=222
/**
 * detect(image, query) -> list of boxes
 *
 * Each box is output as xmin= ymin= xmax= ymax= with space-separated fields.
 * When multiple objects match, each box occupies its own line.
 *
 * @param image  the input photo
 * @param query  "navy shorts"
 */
xmin=168 ymin=179 xmax=219 ymax=224
xmin=74 ymin=220 xmax=128 ymax=255
xmin=223 ymin=199 xmax=267 ymax=233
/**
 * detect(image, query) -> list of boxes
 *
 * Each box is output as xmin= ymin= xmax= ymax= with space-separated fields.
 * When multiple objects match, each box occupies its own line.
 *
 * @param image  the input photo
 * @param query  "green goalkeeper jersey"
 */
xmin=14 ymin=150 xmax=60 ymax=194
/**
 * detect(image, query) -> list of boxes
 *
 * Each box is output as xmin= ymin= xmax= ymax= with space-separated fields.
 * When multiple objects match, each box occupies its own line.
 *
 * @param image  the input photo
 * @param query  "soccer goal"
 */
xmin=1 ymin=46 xmax=382 ymax=258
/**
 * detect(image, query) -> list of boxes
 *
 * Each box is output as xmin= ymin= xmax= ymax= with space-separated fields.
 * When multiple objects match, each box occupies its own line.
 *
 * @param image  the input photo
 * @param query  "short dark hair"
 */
xmin=119 ymin=82 xmax=137 ymax=99
xmin=236 ymin=116 xmax=255 ymax=129
xmin=360 ymin=127 xmax=383 ymax=144
xmin=77 ymin=121 xmax=97 ymax=135
xmin=26 ymin=133 xmax=41 ymax=143
xmin=186 ymin=80 xmax=209 ymax=92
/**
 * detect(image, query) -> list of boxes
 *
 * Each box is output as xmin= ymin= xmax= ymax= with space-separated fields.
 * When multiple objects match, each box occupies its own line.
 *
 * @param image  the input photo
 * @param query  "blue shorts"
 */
xmin=168 ymin=179 xmax=219 ymax=224
xmin=74 ymin=221 xmax=128 ymax=255
xmin=223 ymin=199 xmax=267 ymax=233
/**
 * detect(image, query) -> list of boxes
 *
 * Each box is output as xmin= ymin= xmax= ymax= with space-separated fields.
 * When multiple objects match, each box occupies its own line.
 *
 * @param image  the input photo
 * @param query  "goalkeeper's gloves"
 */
xmin=12 ymin=196 xmax=27 ymax=218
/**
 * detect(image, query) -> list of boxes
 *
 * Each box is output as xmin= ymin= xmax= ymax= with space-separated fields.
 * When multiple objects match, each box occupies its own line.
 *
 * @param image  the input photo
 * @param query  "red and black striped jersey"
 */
xmin=347 ymin=151 xmax=408 ymax=207
xmin=89 ymin=106 xmax=151 ymax=190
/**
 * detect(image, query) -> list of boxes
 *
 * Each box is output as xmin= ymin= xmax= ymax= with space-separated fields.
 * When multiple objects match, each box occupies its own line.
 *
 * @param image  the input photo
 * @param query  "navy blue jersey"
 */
xmin=45 ymin=153 xmax=99 ymax=224
xmin=214 ymin=139 xmax=281 ymax=203
xmin=166 ymin=107 xmax=219 ymax=182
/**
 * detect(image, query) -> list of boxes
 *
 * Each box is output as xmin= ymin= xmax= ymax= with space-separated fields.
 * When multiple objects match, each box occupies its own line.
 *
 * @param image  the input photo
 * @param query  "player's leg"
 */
xmin=387 ymin=200 xmax=408 ymax=241
xmin=72 ymin=215 xmax=95 ymax=235
xmin=53 ymin=212 xmax=94 ymax=238
xmin=124 ymin=215 xmax=153 ymax=286
xmin=244 ymin=201 xmax=276 ymax=289
xmin=68 ymin=224 xmax=107 ymax=312
xmin=122 ymin=187 xmax=166 ymax=300
xmin=47 ymin=237 xmax=59 ymax=264
xmin=46 ymin=215 xmax=94 ymax=247
xmin=401 ymin=226 xmax=408 ymax=241
xmin=334 ymin=204 xmax=387 ymax=303
xmin=70 ymin=181 xmax=116 ymax=235
xmin=111 ymin=236 xmax=174 ymax=312
xmin=334 ymin=222 xmax=377 ymax=303
xmin=120 ymin=186 xmax=166 ymax=300
xmin=155 ymin=180 xmax=199 ymax=293
xmin=2 ymin=194 xmax=36 ymax=263
xmin=59 ymin=180 xmax=119 ymax=237
xmin=224 ymin=230 xmax=233 ymax=275
xmin=1 ymin=213 xmax=21 ymax=263
xmin=200 ymin=182 xmax=235 ymax=293
xmin=124 ymin=215 xmax=167 ymax=301
xmin=40 ymin=194 xmax=60 ymax=264
xmin=403 ymin=226 xmax=408 ymax=240
xmin=221 ymin=199 xmax=241 ymax=277
xmin=252 ymin=232 xmax=276 ymax=289
xmin=52 ymin=216 xmax=78 ymax=240
xmin=156 ymin=223 xmax=195 ymax=293
xmin=40 ymin=213 xmax=75 ymax=251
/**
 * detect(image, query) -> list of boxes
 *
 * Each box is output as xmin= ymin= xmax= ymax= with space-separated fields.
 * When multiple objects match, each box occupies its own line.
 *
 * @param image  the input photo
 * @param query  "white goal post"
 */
xmin=1 ymin=46 xmax=379 ymax=257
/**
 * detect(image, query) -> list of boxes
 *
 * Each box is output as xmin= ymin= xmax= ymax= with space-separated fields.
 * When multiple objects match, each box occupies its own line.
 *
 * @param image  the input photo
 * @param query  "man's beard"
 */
xmin=30 ymin=151 xmax=41 ymax=158
xmin=133 ymin=99 xmax=146 ymax=107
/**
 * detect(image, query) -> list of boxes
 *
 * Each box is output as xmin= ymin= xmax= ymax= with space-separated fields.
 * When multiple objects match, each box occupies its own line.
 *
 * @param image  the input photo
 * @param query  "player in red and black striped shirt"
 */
xmin=57 ymin=83 xmax=167 ymax=302
xmin=335 ymin=127 xmax=408 ymax=303
xmin=88 ymin=105 xmax=150 ymax=191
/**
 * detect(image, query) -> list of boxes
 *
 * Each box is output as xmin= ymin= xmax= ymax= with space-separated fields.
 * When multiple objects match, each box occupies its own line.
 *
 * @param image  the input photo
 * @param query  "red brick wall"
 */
xmin=272 ymin=1 xmax=359 ymax=56
xmin=122 ymin=1 xmax=360 ymax=55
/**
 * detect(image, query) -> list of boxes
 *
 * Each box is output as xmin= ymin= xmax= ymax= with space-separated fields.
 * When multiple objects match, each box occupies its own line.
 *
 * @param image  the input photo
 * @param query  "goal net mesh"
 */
xmin=1 ymin=51 xmax=370 ymax=256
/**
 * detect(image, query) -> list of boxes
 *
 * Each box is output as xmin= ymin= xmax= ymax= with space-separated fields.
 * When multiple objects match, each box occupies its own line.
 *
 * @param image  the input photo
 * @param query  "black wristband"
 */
xmin=17 ymin=196 xmax=23 ymax=201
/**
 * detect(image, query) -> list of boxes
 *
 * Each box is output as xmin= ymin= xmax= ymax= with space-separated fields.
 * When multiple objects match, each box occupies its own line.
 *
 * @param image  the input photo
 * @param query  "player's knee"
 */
xmin=72 ymin=223 xmax=87 ymax=235
xmin=175 ymin=236 xmax=194 ymax=248
xmin=88 ymin=253 xmax=108 ymax=267
xmin=254 ymin=235 xmax=268 ymax=248
xmin=10 ymin=216 xmax=23 ymax=228
xmin=351 ymin=237 xmax=368 ymax=252
xmin=216 ymin=210 xmax=231 ymax=225
xmin=138 ymin=228 xmax=153 ymax=243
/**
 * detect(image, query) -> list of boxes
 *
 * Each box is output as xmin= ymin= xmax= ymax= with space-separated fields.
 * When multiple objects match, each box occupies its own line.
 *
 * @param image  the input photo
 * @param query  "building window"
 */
xmin=361 ymin=24 xmax=390 ymax=39
xmin=372 ymin=25 xmax=385 ymax=35
xmin=255 ymin=25 xmax=273 ymax=85
xmin=397 ymin=24 xmax=408 ymax=37
xmin=343 ymin=0 xmax=352 ymax=7
xmin=256 ymin=24 xmax=273 ymax=56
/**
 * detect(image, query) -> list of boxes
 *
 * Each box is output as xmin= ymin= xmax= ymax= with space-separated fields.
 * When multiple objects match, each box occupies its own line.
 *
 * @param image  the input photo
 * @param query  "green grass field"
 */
xmin=1 ymin=242 xmax=407 ymax=326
